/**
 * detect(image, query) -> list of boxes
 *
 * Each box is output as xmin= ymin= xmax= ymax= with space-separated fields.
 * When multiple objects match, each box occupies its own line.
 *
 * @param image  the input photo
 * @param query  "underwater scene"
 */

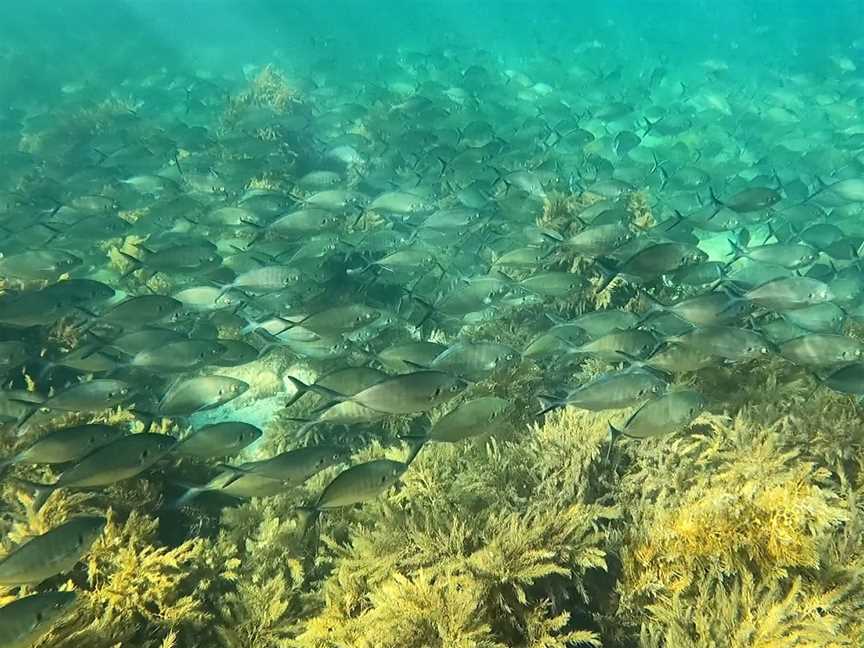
xmin=5 ymin=0 xmax=864 ymax=646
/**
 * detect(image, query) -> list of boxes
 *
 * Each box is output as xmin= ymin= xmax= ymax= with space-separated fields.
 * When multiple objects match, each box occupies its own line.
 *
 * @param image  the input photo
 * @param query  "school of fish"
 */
xmin=4 ymin=39 xmax=864 ymax=642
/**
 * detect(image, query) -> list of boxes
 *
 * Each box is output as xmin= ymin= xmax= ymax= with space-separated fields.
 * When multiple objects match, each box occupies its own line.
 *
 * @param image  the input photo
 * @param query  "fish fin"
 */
xmin=539 ymin=229 xmax=564 ymax=244
xmin=544 ymin=311 xmax=568 ymax=325
xmin=284 ymin=416 xmax=313 ymax=423
xmin=401 ymin=359 xmax=430 ymax=371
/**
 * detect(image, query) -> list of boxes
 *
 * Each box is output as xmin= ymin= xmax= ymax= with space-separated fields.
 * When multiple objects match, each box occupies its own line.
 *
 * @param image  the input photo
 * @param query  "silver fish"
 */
xmin=0 ymin=592 xmax=77 ymax=648
xmin=156 ymin=376 xmax=249 ymax=416
xmin=0 ymin=516 xmax=106 ymax=585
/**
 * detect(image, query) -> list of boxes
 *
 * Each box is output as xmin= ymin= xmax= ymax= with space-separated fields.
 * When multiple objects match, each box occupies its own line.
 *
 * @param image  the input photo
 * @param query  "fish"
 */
xmin=728 ymin=240 xmax=818 ymax=269
xmin=780 ymin=302 xmax=845 ymax=334
xmin=119 ymin=242 xmax=221 ymax=276
xmin=609 ymin=389 xmax=706 ymax=443
xmin=740 ymin=276 xmax=832 ymax=311
xmin=0 ymin=423 xmax=126 ymax=470
xmin=539 ymin=370 xmax=667 ymax=414
xmin=710 ymin=186 xmax=782 ymax=213
xmin=285 ymin=367 xmax=388 ymax=408
xmin=117 ymin=339 xmax=226 ymax=373
xmin=599 ymin=242 xmax=707 ymax=289
xmin=281 ymin=304 xmax=381 ymax=337
xmin=218 ymin=265 xmax=301 ymax=296
xmin=430 ymin=341 xmax=521 ymax=379
xmin=566 ymin=329 xmax=658 ymax=361
xmin=306 ymin=459 xmax=408 ymax=511
xmin=339 ymin=370 xmax=467 ymax=415
xmin=670 ymin=326 xmax=771 ymax=362
xmin=819 ymin=363 xmax=864 ymax=395
xmin=173 ymin=286 xmax=243 ymax=312
xmin=173 ymin=422 xmax=262 ymax=458
xmin=778 ymin=334 xmax=864 ymax=368
xmin=155 ymin=376 xmax=249 ymax=416
xmin=0 ymin=250 xmax=81 ymax=281
xmin=367 ymin=191 xmax=433 ymax=216
xmin=641 ymin=290 xmax=748 ymax=327
xmin=563 ymin=222 xmax=633 ymax=256
xmin=0 ymin=516 xmax=106 ymax=585
xmin=376 ymin=342 xmax=448 ymax=372
xmin=91 ymin=295 xmax=184 ymax=328
xmin=17 ymin=379 xmax=133 ymax=415
xmin=24 ymin=433 xmax=177 ymax=509
xmin=175 ymin=445 xmax=349 ymax=505
xmin=0 ymin=592 xmax=77 ymax=648
xmin=422 ymin=396 xmax=510 ymax=443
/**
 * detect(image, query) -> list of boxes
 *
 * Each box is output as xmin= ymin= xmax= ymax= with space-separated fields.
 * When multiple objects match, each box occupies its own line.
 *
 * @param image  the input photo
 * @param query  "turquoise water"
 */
xmin=4 ymin=2 xmax=864 ymax=646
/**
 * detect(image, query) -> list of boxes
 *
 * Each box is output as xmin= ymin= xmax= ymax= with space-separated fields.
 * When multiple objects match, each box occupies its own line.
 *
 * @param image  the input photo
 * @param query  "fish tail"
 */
xmin=708 ymin=185 xmax=724 ymax=208
xmin=403 ymin=437 xmax=428 ymax=465
xmin=492 ymin=169 xmax=511 ymax=195
xmin=13 ymin=404 xmax=38 ymax=431
xmin=657 ymin=162 xmax=670 ymax=190
xmin=727 ymin=235 xmax=747 ymax=260
xmin=0 ymin=457 xmax=14 ymax=479
xmin=636 ymin=289 xmax=666 ymax=324
xmin=606 ymin=423 xmax=623 ymax=462
xmin=169 ymin=484 xmax=207 ymax=509
xmin=296 ymin=506 xmax=321 ymax=540
xmin=534 ymin=395 xmax=564 ymax=418
xmin=12 ymin=478 xmax=55 ymax=512
xmin=592 ymin=259 xmax=618 ymax=293
xmin=284 ymin=376 xmax=311 ymax=407
xmin=284 ymin=418 xmax=319 ymax=440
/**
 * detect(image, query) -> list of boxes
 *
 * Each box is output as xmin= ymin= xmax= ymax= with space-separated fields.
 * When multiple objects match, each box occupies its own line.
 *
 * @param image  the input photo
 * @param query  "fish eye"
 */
xmin=449 ymin=384 xmax=460 ymax=392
